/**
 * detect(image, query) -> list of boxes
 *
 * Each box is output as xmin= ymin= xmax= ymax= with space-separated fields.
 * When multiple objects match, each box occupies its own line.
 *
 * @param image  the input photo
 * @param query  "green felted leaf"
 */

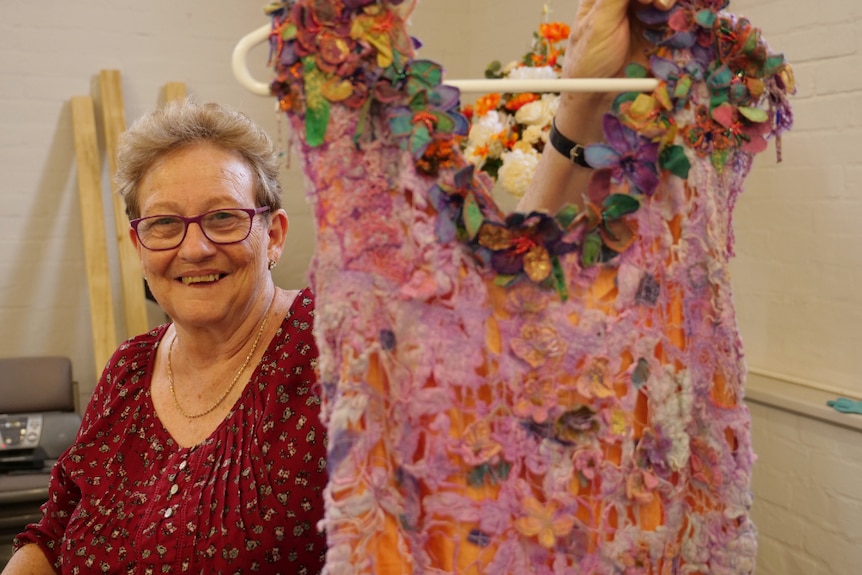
xmin=695 ymin=9 xmax=716 ymax=28
xmin=468 ymin=464 xmax=489 ymax=487
xmin=391 ymin=51 xmax=408 ymax=74
xmin=281 ymin=23 xmax=297 ymax=40
xmin=738 ymin=106 xmax=769 ymax=123
xmin=660 ymin=145 xmax=691 ymax=179
xmin=612 ymin=91 xmax=639 ymax=114
xmin=389 ymin=114 xmax=414 ymax=138
xmin=602 ymin=194 xmax=640 ymax=221
xmin=582 ymin=231 xmax=603 ymax=266
xmin=764 ymin=54 xmax=786 ymax=75
xmin=551 ymin=256 xmax=569 ymax=302
xmin=709 ymin=92 xmax=729 ymax=109
xmin=408 ymin=91 xmax=429 ymax=112
xmin=632 ymin=357 xmax=650 ymax=389
xmin=463 ymin=193 xmax=484 ymax=241
xmin=708 ymin=66 xmax=733 ymax=89
xmin=492 ymin=461 xmax=512 ymax=482
xmin=729 ymin=83 xmax=748 ymax=102
xmin=408 ymin=60 xmax=443 ymax=94
xmin=410 ymin=125 xmax=432 ymax=157
xmin=303 ymin=57 xmax=330 ymax=147
xmin=742 ymin=30 xmax=759 ymax=54
xmin=555 ymin=204 xmax=579 ymax=229
xmin=674 ymin=76 xmax=693 ymax=100
xmin=433 ymin=111 xmax=455 ymax=133
xmin=625 ymin=63 xmax=649 ymax=78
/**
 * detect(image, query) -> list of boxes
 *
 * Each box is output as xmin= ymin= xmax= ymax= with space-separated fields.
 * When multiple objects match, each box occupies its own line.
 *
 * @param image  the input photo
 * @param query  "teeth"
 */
xmin=181 ymin=274 xmax=220 ymax=285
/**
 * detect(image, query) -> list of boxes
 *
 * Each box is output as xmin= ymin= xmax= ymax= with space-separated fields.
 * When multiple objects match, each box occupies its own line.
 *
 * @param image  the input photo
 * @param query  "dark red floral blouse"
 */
xmin=15 ymin=288 xmax=327 ymax=575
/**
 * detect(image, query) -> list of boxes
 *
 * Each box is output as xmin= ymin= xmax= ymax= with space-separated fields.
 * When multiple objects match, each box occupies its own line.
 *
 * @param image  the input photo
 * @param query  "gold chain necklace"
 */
xmin=167 ymin=290 xmax=276 ymax=419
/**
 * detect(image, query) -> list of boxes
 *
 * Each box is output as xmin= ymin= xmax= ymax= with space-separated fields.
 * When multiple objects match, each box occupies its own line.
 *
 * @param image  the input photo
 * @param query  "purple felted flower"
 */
xmin=585 ymin=114 xmax=660 ymax=196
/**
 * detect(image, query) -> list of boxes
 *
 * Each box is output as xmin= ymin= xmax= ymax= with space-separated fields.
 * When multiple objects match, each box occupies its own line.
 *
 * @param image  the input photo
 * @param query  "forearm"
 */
xmin=1 ymin=544 xmax=55 ymax=575
xmin=517 ymin=92 xmax=610 ymax=214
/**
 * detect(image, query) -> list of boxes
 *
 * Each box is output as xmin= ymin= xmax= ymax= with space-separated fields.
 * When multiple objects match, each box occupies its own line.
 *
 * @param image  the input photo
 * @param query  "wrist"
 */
xmin=549 ymin=118 xmax=591 ymax=168
xmin=554 ymin=91 xmax=613 ymax=143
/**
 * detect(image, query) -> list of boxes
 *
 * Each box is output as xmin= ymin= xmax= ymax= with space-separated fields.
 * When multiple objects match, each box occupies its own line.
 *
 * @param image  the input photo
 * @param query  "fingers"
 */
xmin=634 ymin=0 xmax=677 ymax=8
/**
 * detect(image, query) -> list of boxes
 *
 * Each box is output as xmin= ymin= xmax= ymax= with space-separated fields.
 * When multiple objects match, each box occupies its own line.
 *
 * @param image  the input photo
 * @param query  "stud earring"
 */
xmin=268 ymin=259 xmax=277 ymax=270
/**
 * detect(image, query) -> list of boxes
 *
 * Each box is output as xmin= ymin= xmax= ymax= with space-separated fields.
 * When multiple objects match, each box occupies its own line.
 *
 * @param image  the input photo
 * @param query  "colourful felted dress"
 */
xmin=267 ymin=1 xmax=793 ymax=573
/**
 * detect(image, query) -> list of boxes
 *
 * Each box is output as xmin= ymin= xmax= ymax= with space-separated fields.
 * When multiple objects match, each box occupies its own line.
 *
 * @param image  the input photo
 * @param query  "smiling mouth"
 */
xmin=180 ymin=274 xmax=223 ymax=286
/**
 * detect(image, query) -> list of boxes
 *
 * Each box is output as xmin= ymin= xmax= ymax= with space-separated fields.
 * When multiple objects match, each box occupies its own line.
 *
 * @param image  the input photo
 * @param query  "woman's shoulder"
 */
xmin=290 ymin=286 xmax=315 ymax=317
xmin=92 ymin=324 xmax=168 ymax=400
xmin=109 ymin=323 xmax=170 ymax=368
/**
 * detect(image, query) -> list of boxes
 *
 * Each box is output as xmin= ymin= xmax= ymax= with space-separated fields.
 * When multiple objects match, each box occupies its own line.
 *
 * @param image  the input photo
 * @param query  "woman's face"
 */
xmin=130 ymin=142 xmax=287 ymax=331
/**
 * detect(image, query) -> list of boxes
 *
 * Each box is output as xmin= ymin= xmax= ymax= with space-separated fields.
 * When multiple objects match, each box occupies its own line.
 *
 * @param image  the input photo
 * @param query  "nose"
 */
xmin=177 ymin=221 xmax=217 ymax=259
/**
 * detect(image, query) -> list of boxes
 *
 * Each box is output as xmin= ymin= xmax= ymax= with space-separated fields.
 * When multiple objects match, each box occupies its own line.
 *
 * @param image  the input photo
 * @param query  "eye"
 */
xmin=210 ymin=210 xmax=241 ymax=221
xmin=150 ymin=216 xmax=182 ymax=227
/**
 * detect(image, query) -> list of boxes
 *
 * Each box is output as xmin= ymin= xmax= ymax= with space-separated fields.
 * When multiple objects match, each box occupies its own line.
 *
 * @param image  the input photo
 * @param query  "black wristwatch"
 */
xmin=549 ymin=118 xmax=591 ymax=168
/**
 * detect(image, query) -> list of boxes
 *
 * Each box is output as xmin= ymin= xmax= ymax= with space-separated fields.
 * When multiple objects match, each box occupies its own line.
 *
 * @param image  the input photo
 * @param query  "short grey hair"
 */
xmin=115 ymin=99 xmax=282 ymax=220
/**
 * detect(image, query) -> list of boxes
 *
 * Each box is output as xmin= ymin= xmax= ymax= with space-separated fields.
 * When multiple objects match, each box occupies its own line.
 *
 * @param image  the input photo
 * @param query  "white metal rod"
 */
xmin=232 ymin=23 xmax=660 ymax=96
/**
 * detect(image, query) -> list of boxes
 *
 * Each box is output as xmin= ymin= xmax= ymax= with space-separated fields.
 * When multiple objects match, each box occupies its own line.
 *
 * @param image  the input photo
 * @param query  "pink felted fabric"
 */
xmin=268 ymin=1 xmax=793 ymax=573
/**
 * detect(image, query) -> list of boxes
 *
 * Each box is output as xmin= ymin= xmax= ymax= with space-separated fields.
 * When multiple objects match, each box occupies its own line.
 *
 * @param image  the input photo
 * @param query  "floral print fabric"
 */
xmin=268 ymin=1 xmax=793 ymax=573
xmin=14 ymin=289 xmax=327 ymax=575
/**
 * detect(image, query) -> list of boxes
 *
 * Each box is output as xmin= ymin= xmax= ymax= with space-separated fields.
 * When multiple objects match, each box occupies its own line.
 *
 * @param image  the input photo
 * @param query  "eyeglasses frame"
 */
xmin=130 ymin=206 xmax=271 ymax=251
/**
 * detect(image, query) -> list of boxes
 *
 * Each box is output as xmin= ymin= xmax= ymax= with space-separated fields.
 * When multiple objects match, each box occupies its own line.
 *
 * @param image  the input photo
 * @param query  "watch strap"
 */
xmin=549 ymin=118 xmax=591 ymax=168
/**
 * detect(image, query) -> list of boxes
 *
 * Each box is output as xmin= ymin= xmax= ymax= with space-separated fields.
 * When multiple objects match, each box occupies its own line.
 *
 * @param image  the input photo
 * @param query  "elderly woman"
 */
xmin=5 ymin=101 xmax=327 ymax=574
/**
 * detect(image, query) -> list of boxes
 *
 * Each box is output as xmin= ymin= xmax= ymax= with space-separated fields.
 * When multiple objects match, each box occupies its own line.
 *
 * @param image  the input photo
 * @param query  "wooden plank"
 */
xmin=164 ymin=81 xmax=187 ymax=103
xmin=99 ymin=69 xmax=149 ymax=338
xmin=70 ymin=96 xmax=118 ymax=374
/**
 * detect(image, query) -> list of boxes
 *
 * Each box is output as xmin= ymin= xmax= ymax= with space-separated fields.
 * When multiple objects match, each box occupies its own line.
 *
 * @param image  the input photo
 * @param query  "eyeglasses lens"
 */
xmin=136 ymin=209 xmax=253 ymax=250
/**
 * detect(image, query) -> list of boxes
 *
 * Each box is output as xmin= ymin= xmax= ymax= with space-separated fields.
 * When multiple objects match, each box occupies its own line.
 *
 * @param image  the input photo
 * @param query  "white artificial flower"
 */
xmin=506 ymin=65 xmax=559 ymax=80
xmin=514 ymin=100 xmax=547 ymax=127
xmin=514 ymin=93 xmax=559 ymax=128
xmin=521 ymin=125 xmax=544 ymax=146
xmin=466 ymin=111 xmax=506 ymax=154
xmin=497 ymin=148 xmax=541 ymax=199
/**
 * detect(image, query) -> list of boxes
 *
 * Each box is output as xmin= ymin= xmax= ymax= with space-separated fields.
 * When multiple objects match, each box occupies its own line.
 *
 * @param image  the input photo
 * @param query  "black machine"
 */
xmin=0 ymin=356 xmax=82 ymax=565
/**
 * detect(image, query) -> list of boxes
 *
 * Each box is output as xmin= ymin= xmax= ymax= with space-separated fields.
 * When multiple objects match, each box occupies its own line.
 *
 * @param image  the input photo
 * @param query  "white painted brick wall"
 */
xmin=1 ymin=0 xmax=860 ymax=571
xmin=749 ymin=401 xmax=862 ymax=574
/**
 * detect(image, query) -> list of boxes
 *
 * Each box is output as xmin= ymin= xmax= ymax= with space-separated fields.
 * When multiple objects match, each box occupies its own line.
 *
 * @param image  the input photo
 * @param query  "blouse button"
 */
xmin=164 ymin=507 xmax=174 ymax=518
xmin=170 ymin=484 xmax=179 ymax=496
xmin=178 ymin=460 xmax=187 ymax=471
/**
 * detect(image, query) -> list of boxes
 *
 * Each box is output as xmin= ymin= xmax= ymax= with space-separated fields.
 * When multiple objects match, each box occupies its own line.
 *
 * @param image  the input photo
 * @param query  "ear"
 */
xmin=129 ymin=224 xmax=144 ymax=255
xmin=267 ymin=208 xmax=289 ymax=263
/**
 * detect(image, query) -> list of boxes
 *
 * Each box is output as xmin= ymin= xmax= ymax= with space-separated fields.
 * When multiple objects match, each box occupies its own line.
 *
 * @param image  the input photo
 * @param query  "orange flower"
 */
xmin=416 ymin=137 xmax=462 ymax=176
xmin=497 ymin=131 xmax=518 ymax=150
xmin=473 ymin=144 xmax=490 ymax=159
xmin=459 ymin=419 xmax=502 ymax=466
xmin=514 ymin=496 xmax=575 ymax=548
xmin=504 ymin=93 xmax=540 ymax=112
xmin=539 ymin=22 xmax=571 ymax=44
xmin=475 ymin=93 xmax=502 ymax=116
